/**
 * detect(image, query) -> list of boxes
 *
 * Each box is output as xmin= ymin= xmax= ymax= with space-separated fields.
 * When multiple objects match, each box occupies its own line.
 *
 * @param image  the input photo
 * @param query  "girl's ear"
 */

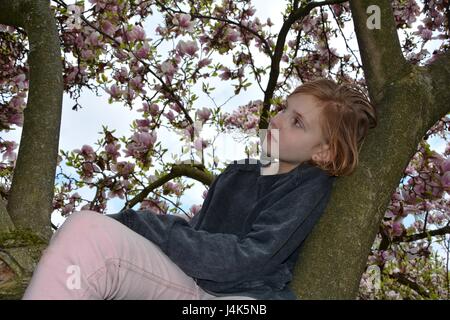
xmin=312 ymin=144 xmax=331 ymax=163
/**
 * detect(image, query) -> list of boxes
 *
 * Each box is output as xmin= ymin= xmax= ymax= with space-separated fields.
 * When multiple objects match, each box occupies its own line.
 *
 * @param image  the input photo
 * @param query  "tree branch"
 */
xmin=393 ymin=224 xmax=450 ymax=243
xmin=259 ymin=0 xmax=348 ymax=131
xmin=426 ymin=48 xmax=450 ymax=126
xmin=389 ymin=272 xmax=431 ymax=298
xmin=348 ymin=0 xmax=410 ymax=104
xmin=123 ymin=163 xmax=215 ymax=211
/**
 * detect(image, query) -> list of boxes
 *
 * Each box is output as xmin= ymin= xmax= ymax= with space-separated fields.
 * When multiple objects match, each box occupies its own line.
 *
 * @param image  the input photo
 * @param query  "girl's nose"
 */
xmin=269 ymin=116 xmax=281 ymax=130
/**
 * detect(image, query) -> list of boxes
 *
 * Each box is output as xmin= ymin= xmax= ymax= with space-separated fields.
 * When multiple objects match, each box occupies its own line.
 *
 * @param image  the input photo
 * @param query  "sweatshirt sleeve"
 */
xmin=109 ymin=169 xmax=333 ymax=283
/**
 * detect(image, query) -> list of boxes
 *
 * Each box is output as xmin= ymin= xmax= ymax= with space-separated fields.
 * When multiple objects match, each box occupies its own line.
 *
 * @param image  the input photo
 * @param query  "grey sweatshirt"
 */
xmin=108 ymin=158 xmax=336 ymax=300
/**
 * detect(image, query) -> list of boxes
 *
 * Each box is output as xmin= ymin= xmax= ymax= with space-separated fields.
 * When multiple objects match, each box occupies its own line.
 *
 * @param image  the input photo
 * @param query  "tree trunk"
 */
xmin=290 ymin=0 xmax=450 ymax=299
xmin=0 ymin=0 xmax=62 ymax=299
xmin=1 ymin=0 xmax=63 ymax=240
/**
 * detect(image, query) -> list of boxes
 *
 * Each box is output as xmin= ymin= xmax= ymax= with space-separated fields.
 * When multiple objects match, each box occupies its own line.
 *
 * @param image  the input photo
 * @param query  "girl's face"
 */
xmin=261 ymin=93 xmax=330 ymax=174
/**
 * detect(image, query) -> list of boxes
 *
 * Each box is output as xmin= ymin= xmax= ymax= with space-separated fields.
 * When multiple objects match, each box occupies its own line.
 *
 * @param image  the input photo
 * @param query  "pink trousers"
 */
xmin=22 ymin=210 xmax=256 ymax=300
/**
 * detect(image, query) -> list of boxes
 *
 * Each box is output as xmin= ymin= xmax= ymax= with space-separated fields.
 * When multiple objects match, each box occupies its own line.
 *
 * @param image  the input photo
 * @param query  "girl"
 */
xmin=22 ymin=78 xmax=377 ymax=300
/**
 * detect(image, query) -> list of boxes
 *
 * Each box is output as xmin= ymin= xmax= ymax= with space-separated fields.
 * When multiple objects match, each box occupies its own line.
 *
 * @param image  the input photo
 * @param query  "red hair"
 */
xmin=287 ymin=78 xmax=378 ymax=177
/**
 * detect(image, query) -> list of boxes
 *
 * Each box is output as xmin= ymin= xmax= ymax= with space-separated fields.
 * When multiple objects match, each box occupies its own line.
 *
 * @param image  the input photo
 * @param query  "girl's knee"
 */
xmin=53 ymin=210 xmax=109 ymax=242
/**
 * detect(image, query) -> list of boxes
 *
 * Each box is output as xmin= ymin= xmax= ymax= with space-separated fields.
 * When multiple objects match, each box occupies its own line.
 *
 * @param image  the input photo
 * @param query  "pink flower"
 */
xmin=128 ymin=25 xmax=146 ymax=41
xmin=105 ymin=141 xmax=121 ymax=161
xmin=169 ymin=103 xmax=182 ymax=113
xmin=8 ymin=95 xmax=26 ymax=111
xmin=81 ymin=162 xmax=100 ymax=182
xmin=66 ymin=4 xmax=83 ymax=30
xmin=105 ymin=84 xmax=122 ymax=99
xmin=219 ymin=67 xmax=231 ymax=80
xmin=135 ymin=41 xmax=150 ymax=59
xmin=176 ymin=39 xmax=199 ymax=57
xmin=101 ymin=20 xmax=116 ymax=36
xmin=149 ymin=103 xmax=159 ymax=116
xmin=136 ymin=118 xmax=151 ymax=129
xmin=163 ymin=181 xmax=182 ymax=196
xmin=111 ymin=161 xmax=135 ymax=178
xmin=160 ymin=60 xmax=176 ymax=76
xmin=164 ymin=110 xmax=176 ymax=122
xmin=172 ymin=13 xmax=194 ymax=32
xmin=130 ymin=75 xmax=145 ymax=91
xmin=190 ymin=204 xmax=202 ymax=216
xmin=8 ymin=113 xmax=23 ymax=126
xmin=225 ymin=28 xmax=241 ymax=42
xmin=12 ymin=73 xmax=27 ymax=90
xmin=1 ymin=141 xmax=18 ymax=161
xmin=391 ymin=221 xmax=404 ymax=237
xmin=81 ymin=49 xmax=95 ymax=60
xmin=441 ymin=171 xmax=450 ymax=189
xmin=134 ymin=131 xmax=155 ymax=147
xmin=194 ymin=137 xmax=208 ymax=151
xmin=86 ymin=31 xmax=102 ymax=47
xmin=113 ymin=67 xmax=128 ymax=83
xmin=198 ymin=58 xmax=212 ymax=68
xmin=441 ymin=157 xmax=450 ymax=173
xmin=77 ymin=144 xmax=96 ymax=161
xmin=196 ymin=107 xmax=211 ymax=123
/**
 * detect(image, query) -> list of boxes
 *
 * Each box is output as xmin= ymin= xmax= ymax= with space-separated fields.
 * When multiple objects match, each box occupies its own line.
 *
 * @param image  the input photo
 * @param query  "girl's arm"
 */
xmin=114 ymin=170 xmax=334 ymax=284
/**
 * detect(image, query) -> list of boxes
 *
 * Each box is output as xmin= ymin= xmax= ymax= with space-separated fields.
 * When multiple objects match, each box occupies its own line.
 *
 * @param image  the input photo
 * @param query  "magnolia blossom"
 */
xmin=73 ymin=144 xmax=96 ymax=161
xmin=164 ymin=110 xmax=176 ymax=122
xmin=225 ymin=27 xmax=241 ymax=42
xmin=172 ymin=13 xmax=194 ymax=33
xmin=169 ymin=103 xmax=182 ymax=113
xmin=124 ymin=131 xmax=157 ymax=159
xmin=66 ymin=4 xmax=83 ymax=30
xmin=129 ymin=75 xmax=145 ymax=92
xmin=101 ymin=20 xmax=117 ymax=36
xmin=127 ymin=25 xmax=146 ymax=42
xmin=163 ymin=181 xmax=183 ymax=196
xmin=198 ymin=58 xmax=212 ymax=68
xmin=8 ymin=112 xmax=23 ymax=127
xmin=111 ymin=161 xmax=135 ymax=178
xmin=194 ymin=137 xmax=209 ymax=151
xmin=1 ymin=140 xmax=18 ymax=161
xmin=81 ymin=162 xmax=101 ymax=182
xmin=196 ymin=107 xmax=211 ymax=123
xmin=135 ymin=41 xmax=151 ymax=59
xmin=105 ymin=141 xmax=121 ymax=161
xmin=105 ymin=84 xmax=123 ymax=99
xmin=176 ymin=39 xmax=199 ymax=57
xmin=441 ymin=171 xmax=450 ymax=189
xmin=190 ymin=204 xmax=202 ymax=216
xmin=11 ymin=73 xmax=27 ymax=90
xmin=219 ymin=67 xmax=231 ymax=80
xmin=86 ymin=31 xmax=102 ymax=47
xmin=149 ymin=103 xmax=159 ymax=116
xmin=135 ymin=118 xmax=151 ymax=130
xmin=160 ymin=60 xmax=176 ymax=77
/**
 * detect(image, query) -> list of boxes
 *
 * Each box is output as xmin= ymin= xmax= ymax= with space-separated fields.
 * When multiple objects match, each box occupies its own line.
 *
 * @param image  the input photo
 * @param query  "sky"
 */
xmin=1 ymin=0 xmax=448 ymax=237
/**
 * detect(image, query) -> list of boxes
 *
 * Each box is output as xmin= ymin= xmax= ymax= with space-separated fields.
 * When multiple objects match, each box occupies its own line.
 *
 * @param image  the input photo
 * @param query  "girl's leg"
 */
xmin=22 ymin=209 xmax=213 ymax=300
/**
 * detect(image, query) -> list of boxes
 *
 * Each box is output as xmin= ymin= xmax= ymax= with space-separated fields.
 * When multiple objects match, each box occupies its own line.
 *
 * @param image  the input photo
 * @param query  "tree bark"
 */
xmin=1 ymin=0 xmax=63 ymax=241
xmin=0 ymin=0 xmax=62 ymax=299
xmin=290 ymin=0 xmax=450 ymax=299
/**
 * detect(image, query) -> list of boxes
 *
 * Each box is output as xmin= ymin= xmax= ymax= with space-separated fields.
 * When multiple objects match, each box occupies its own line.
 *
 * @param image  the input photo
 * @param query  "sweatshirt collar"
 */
xmin=232 ymin=158 xmax=309 ymax=185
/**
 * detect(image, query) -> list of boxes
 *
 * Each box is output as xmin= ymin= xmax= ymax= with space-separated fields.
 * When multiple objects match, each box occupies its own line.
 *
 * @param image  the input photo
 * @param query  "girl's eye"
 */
xmin=294 ymin=118 xmax=303 ymax=128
